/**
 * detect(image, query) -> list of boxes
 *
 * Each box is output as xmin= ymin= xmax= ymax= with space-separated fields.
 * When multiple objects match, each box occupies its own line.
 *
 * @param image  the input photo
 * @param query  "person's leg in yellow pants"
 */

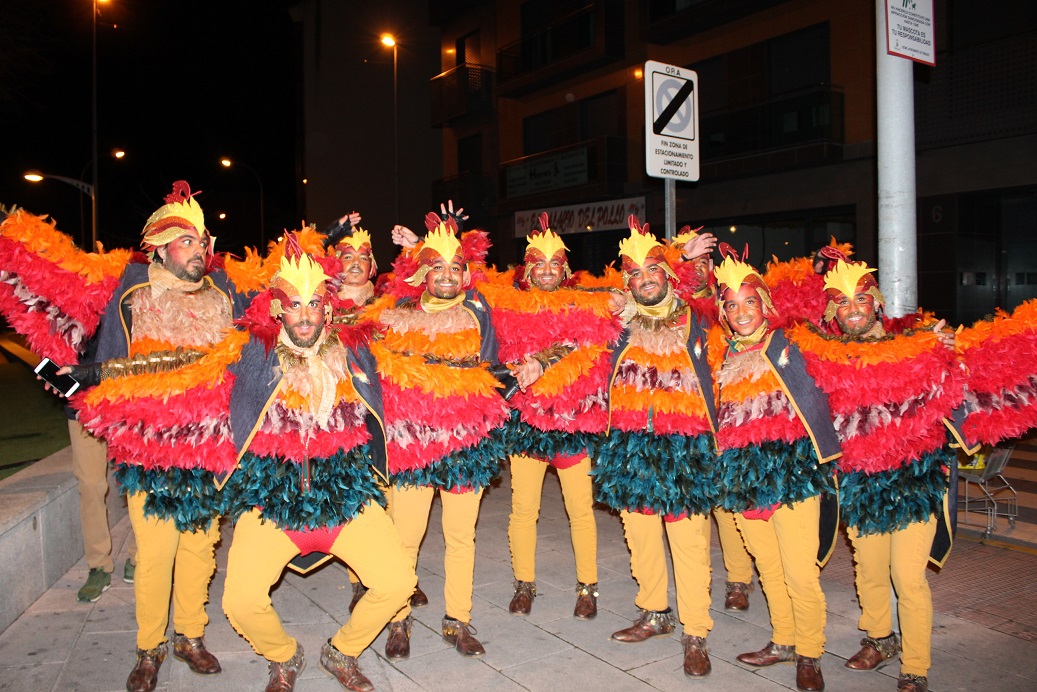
xmin=849 ymin=516 xmax=936 ymax=677
xmin=69 ymin=419 xmax=114 ymax=573
xmin=329 ymin=504 xmax=417 ymax=656
xmin=440 ymin=488 xmax=484 ymax=623
xmin=714 ymin=507 xmax=753 ymax=584
xmin=665 ymin=514 xmax=713 ymax=638
xmin=128 ymin=492 xmax=219 ymax=649
xmin=738 ymin=497 xmax=826 ymax=658
xmin=621 ymin=510 xmax=671 ymax=613
xmin=557 ymin=457 xmax=598 ymax=585
xmin=222 ymin=509 xmax=301 ymax=663
xmin=387 ymin=483 xmax=433 ymax=623
xmin=508 ymin=454 xmax=548 ymax=582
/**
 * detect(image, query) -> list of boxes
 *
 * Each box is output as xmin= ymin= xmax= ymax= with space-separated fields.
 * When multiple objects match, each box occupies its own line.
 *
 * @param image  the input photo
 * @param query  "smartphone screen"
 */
xmin=34 ymin=358 xmax=81 ymax=397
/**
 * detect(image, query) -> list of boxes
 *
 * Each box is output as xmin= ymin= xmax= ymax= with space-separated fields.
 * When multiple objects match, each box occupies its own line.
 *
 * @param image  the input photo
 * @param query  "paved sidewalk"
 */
xmin=1 ymin=464 xmax=1036 ymax=691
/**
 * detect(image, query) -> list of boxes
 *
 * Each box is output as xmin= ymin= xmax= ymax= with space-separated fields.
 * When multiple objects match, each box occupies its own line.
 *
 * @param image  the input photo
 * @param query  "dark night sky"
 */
xmin=1 ymin=0 xmax=301 ymax=254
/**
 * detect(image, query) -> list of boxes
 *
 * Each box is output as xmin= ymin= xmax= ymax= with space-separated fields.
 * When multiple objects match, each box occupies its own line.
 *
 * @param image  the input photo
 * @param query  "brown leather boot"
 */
xmin=126 ymin=644 xmax=167 ymax=692
xmin=265 ymin=643 xmax=305 ymax=692
xmin=319 ymin=640 xmax=373 ymax=692
xmin=348 ymin=582 xmax=367 ymax=614
xmin=385 ymin=616 xmax=412 ymax=660
xmin=442 ymin=616 xmax=485 ymax=657
xmin=171 ymin=633 xmax=221 ymax=674
xmin=724 ymin=581 xmax=752 ymax=611
xmin=898 ymin=673 xmax=928 ymax=692
xmin=845 ymin=632 xmax=899 ymax=671
xmin=410 ymin=582 xmax=428 ymax=608
xmin=795 ymin=655 xmax=825 ymax=691
xmin=508 ymin=580 xmax=536 ymax=616
xmin=737 ymin=641 xmax=795 ymax=667
xmin=610 ymin=608 xmax=677 ymax=643
xmin=574 ymin=582 xmax=598 ymax=620
xmin=681 ymin=634 xmax=711 ymax=677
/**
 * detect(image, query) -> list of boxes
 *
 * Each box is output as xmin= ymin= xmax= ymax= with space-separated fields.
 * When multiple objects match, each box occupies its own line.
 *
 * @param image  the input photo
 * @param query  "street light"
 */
xmin=220 ymin=157 xmax=266 ymax=248
xmin=381 ymin=33 xmax=399 ymax=222
xmin=91 ymin=0 xmax=110 ymax=250
xmin=24 ymin=171 xmax=96 ymax=247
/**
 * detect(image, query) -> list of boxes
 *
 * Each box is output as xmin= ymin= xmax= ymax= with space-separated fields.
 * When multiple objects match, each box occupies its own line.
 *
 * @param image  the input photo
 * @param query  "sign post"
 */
xmin=644 ymin=60 xmax=699 ymax=239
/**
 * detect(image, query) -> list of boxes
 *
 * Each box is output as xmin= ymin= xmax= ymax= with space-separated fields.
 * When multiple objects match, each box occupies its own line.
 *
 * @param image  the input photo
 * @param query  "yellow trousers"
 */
xmin=713 ymin=507 xmax=753 ymax=584
xmin=389 ymin=484 xmax=483 ymax=623
xmin=848 ymin=515 xmax=937 ymax=677
xmin=735 ymin=497 xmax=826 ymax=658
xmin=620 ymin=510 xmax=713 ymax=638
xmin=69 ymin=420 xmax=136 ymax=572
xmin=223 ymin=505 xmax=415 ymax=662
xmin=127 ymin=492 xmax=219 ymax=649
xmin=508 ymin=455 xmax=597 ymax=584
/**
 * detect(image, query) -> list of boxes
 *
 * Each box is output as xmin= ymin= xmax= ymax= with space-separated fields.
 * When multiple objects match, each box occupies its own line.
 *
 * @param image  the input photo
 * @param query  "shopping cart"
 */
xmin=958 ymin=443 xmax=1018 ymax=539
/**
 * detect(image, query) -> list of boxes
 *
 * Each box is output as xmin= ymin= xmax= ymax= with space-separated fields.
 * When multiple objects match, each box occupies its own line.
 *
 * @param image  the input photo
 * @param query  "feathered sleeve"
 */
xmin=0 ymin=210 xmax=133 ymax=363
xmin=957 ymin=299 xmax=1037 ymax=447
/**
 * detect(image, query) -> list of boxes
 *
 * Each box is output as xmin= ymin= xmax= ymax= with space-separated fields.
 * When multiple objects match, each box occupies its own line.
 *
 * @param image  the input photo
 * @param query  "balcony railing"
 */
xmin=699 ymin=84 xmax=844 ymax=171
xmin=430 ymin=64 xmax=495 ymax=127
xmin=499 ymin=137 xmax=626 ymax=202
xmin=497 ymin=2 xmax=623 ymax=97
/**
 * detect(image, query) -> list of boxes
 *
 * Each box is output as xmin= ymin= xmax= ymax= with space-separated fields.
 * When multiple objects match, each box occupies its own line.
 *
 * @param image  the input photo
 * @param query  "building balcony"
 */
xmin=430 ymin=64 xmax=495 ymax=127
xmin=700 ymin=84 xmax=845 ymax=178
xmin=498 ymin=137 xmax=627 ymax=207
xmin=641 ymin=0 xmax=792 ymax=44
xmin=497 ymin=1 xmax=624 ymax=97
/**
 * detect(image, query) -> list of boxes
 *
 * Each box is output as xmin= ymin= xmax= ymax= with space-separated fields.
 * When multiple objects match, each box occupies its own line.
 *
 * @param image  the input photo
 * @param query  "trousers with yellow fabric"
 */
xmin=713 ymin=507 xmax=753 ymax=584
xmin=735 ymin=496 xmax=826 ymax=658
xmin=620 ymin=510 xmax=713 ymax=637
xmin=127 ymin=491 xmax=219 ymax=649
xmin=508 ymin=455 xmax=597 ymax=585
xmin=389 ymin=484 xmax=483 ymax=624
xmin=848 ymin=515 xmax=937 ymax=677
xmin=222 ymin=504 xmax=416 ymax=662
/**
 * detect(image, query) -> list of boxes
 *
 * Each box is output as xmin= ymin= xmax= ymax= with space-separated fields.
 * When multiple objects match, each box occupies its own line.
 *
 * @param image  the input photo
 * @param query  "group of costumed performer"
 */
xmin=221 ymin=236 xmax=416 ymax=692
xmin=784 ymin=254 xmax=965 ymax=692
xmin=360 ymin=217 xmax=510 ymax=660
xmin=477 ymin=213 xmax=621 ymax=620
xmin=710 ymin=247 xmax=840 ymax=692
xmin=591 ymin=219 xmax=720 ymax=677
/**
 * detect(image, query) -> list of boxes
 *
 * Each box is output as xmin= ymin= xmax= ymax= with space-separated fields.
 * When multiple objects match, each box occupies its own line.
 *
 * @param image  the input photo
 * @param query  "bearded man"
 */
xmin=592 ymin=220 xmax=718 ymax=678
xmin=365 ymin=222 xmax=509 ymax=660
xmin=479 ymin=213 xmax=621 ymax=620
xmin=711 ymin=252 xmax=840 ymax=692
xmin=221 ymin=242 xmax=415 ymax=692
xmin=789 ymin=258 xmax=963 ymax=692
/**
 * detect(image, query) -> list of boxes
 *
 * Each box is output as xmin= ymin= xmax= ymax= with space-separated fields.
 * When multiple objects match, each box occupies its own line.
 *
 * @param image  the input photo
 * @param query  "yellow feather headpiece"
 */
xmin=269 ymin=252 xmax=330 ymax=316
xmin=141 ymin=181 xmax=209 ymax=256
xmin=714 ymin=255 xmax=775 ymax=312
xmin=405 ymin=224 xmax=463 ymax=287
xmin=618 ymin=228 xmax=663 ymax=266
xmin=338 ymin=227 xmax=372 ymax=252
xmin=822 ymin=259 xmax=885 ymax=320
xmin=525 ymin=229 xmax=568 ymax=260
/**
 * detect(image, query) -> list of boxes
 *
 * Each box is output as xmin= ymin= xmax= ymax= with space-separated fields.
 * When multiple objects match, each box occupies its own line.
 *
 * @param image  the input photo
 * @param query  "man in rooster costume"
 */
xmin=593 ymin=219 xmax=718 ymax=677
xmin=221 ymin=239 xmax=416 ymax=692
xmin=711 ymin=249 xmax=839 ymax=692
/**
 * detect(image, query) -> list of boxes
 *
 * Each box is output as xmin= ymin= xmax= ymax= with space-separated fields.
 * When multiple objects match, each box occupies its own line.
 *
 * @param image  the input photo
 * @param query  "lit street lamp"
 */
xmin=24 ymin=171 xmax=96 ymax=247
xmin=220 ymin=157 xmax=266 ymax=248
xmin=381 ymin=33 xmax=400 ymax=222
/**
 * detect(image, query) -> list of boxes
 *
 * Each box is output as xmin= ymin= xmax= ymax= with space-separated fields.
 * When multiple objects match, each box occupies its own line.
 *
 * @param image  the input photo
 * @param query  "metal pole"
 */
xmin=91 ymin=0 xmax=99 ymax=249
xmin=875 ymin=0 xmax=918 ymax=318
xmin=664 ymin=178 xmax=676 ymax=241
xmin=393 ymin=43 xmax=400 ymax=223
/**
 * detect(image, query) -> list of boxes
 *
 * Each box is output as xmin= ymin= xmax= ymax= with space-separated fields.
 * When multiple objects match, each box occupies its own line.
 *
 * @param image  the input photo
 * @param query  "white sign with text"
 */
xmin=885 ymin=0 xmax=935 ymax=66
xmin=644 ymin=60 xmax=700 ymax=181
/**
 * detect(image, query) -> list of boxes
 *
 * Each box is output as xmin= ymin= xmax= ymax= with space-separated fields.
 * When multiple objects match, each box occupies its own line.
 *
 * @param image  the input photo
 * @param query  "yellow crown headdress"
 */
xmin=671 ymin=225 xmax=703 ymax=249
xmin=618 ymin=219 xmax=677 ymax=283
xmin=141 ymin=181 xmax=209 ymax=257
xmin=338 ymin=227 xmax=372 ymax=252
xmin=405 ymin=223 xmax=463 ymax=287
xmin=714 ymin=254 xmax=775 ymax=312
xmin=526 ymin=229 xmax=568 ymax=260
xmin=822 ymin=259 xmax=885 ymax=321
xmin=269 ymin=236 xmax=331 ymax=316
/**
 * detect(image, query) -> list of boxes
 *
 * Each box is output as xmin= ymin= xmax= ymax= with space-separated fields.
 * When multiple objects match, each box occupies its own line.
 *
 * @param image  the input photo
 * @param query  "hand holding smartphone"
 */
xmin=34 ymin=358 xmax=81 ymax=397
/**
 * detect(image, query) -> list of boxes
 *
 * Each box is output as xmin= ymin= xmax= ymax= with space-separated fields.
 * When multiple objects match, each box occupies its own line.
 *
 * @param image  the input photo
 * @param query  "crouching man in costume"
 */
xmin=594 ymin=220 xmax=718 ymax=677
xmin=792 ymin=259 xmax=964 ymax=692
xmin=480 ymin=214 xmax=621 ymax=619
xmin=69 ymin=182 xmax=251 ymax=691
xmin=366 ymin=221 xmax=509 ymax=659
xmin=711 ymin=251 xmax=840 ymax=692
xmin=222 ymin=241 xmax=416 ymax=692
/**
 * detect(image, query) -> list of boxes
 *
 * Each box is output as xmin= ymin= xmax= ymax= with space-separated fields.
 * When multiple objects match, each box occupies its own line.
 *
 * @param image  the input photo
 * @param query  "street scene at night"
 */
xmin=1 ymin=1 xmax=1036 ymax=691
